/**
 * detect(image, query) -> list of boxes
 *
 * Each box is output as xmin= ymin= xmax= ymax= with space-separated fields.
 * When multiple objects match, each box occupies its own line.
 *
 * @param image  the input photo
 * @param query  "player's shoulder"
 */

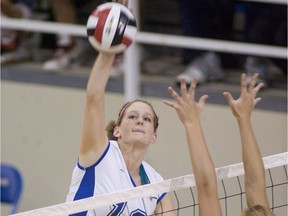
xmin=109 ymin=140 xmax=120 ymax=151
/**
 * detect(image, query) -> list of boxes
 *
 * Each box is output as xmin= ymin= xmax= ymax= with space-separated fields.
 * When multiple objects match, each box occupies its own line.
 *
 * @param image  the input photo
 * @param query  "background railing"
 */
xmin=1 ymin=0 xmax=287 ymax=100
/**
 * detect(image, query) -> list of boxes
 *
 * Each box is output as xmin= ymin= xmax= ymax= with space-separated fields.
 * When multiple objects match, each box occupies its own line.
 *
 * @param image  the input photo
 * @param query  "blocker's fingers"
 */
xmin=254 ymin=97 xmax=262 ymax=106
xmin=188 ymin=78 xmax=198 ymax=100
xmin=163 ymin=99 xmax=176 ymax=109
xmin=248 ymin=73 xmax=259 ymax=92
xmin=198 ymin=95 xmax=209 ymax=108
xmin=167 ymin=86 xmax=182 ymax=102
xmin=180 ymin=79 xmax=188 ymax=99
xmin=254 ymin=82 xmax=264 ymax=94
xmin=240 ymin=73 xmax=247 ymax=95
xmin=223 ymin=92 xmax=234 ymax=105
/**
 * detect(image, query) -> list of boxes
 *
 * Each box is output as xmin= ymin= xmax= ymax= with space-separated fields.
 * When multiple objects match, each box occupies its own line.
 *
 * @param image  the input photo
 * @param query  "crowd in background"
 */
xmin=1 ymin=0 xmax=287 ymax=88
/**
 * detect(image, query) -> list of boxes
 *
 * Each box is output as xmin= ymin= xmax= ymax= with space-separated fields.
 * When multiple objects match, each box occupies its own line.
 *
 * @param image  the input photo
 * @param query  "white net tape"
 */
xmin=11 ymin=152 xmax=287 ymax=216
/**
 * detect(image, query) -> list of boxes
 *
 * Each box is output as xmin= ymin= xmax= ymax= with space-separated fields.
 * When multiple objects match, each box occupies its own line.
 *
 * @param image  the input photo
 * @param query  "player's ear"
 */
xmin=150 ymin=133 xmax=157 ymax=144
xmin=113 ymin=126 xmax=120 ymax=138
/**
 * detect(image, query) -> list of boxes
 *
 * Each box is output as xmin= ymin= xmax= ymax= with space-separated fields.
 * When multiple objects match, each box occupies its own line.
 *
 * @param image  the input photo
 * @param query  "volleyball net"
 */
xmin=12 ymin=152 xmax=287 ymax=216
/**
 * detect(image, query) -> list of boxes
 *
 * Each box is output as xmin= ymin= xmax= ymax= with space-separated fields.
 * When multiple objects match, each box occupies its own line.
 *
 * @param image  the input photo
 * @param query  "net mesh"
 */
xmin=12 ymin=152 xmax=288 ymax=216
xmin=162 ymin=165 xmax=287 ymax=216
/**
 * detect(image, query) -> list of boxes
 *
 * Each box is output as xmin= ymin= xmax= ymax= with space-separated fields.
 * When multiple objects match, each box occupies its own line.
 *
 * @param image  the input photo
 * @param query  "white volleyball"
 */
xmin=86 ymin=2 xmax=137 ymax=53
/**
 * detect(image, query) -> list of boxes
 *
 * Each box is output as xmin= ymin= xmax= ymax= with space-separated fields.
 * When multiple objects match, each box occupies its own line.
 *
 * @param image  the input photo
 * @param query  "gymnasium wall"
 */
xmin=1 ymin=80 xmax=287 ymax=214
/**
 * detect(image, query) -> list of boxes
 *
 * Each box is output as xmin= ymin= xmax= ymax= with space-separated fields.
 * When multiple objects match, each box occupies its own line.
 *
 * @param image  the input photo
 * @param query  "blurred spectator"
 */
xmin=1 ymin=0 xmax=34 ymax=64
xmin=42 ymin=0 xmax=124 ymax=78
xmin=175 ymin=0 xmax=236 ymax=85
xmin=243 ymin=2 xmax=287 ymax=87
xmin=42 ymin=0 xmax=88 ymax=70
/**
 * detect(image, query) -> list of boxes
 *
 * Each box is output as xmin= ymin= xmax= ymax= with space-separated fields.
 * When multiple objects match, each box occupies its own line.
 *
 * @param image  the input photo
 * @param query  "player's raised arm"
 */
xmin=223 ymin=73 xmax=269 ymax=209
xmin=79 ymin=0 xmax=137 ymax=168
xmin=79 ymin=53 xmax=115 ymax=168
xmin=164 ymin=79 xmax=221 ymax=216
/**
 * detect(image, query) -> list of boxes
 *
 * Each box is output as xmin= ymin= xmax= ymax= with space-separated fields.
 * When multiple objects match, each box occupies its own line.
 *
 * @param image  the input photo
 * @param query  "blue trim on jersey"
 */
xmin=71 ymin=167 xmax=95 ymax=216
xmin=77 ymin=142 xmax=111 ymax=170
xmin=71 ymin=142 xmax=111 ymax=216
xmin=69 ymin=141 xmax=165 ymax=215
xmin=140 ymin=164 xmax=150 ymax=185
xmin=69 ymin=211 xmax=87 ymax=216
xmin=107 ymin=202 xmax=127 ymax=216
xmin=73 ymin=168 xmax=95 ymax=200
xmin=157 ymin=192 xmax=167 ymax=204
xmin=129 ymin=173 xmax=137 ymax=187
xmin=128 ymin=164 xmax=150 ymax=187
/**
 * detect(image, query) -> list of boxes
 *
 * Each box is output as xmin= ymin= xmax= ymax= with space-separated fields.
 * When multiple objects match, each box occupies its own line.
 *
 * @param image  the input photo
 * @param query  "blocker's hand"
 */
xmin=223 ymin=73 xmax=264 ymax=120
xmin=164 ymin=78 xmax=208 ymax=126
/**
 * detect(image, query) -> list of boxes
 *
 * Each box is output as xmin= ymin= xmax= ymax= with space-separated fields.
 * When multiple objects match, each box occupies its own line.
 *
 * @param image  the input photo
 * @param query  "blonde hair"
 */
xmin=241 ymin=205 xmax=275 ymax=216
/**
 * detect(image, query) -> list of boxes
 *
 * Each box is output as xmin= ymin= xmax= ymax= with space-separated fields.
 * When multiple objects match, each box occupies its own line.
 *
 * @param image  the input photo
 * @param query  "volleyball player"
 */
xmin=66 ymin=51 xmax=176 ymax=215
xmin=165 ymin=73 xmax=275 ymax=216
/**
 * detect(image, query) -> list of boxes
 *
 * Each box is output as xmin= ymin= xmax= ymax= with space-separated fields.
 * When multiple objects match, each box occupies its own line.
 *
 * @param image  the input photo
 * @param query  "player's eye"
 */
xmin=144 ymin=117 xmax=152 ymax=122
xmin=128 ymin=115 xmax=137 ymax=119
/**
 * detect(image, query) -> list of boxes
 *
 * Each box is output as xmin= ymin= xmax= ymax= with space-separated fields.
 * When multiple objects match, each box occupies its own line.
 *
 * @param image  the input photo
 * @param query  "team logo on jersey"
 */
xmin=108 ymin=202 xmax=126 ymax=215
xmin=130 ymin=209 xmax=147 ymax=216
xmin=107 ymin=203 xmax=147 ymax=216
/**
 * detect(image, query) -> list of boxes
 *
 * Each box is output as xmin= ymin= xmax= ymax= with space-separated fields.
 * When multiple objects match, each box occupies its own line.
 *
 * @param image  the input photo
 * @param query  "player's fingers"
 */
xmin=248 ymin=73 xmax=259 ymax=92
xmin=240 ymin=73 xmax=247 ymax=95
xmin=223 ymin=92 xmax=234 ymax=105
xmin=254 ymin=82 xmax=264 ymax=95
xmin=163 ymin=100 xmax=175 ymax=109
xmin=180 ymin=79 xmax=188 ymax=100
xmin=188 ymin=78 xmax=197 ymax=100
xmin=198 ymin=95 xmax=208 ymax=109
xmin=254 ymin=97 xmax=262 ymax=106
xmin=167 ymin=86 xmax=182 ymax=104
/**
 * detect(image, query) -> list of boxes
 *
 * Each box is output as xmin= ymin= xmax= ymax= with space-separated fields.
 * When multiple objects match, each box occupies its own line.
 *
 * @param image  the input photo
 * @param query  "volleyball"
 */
xmin=86 ymin=2 xmax=137 ymax=54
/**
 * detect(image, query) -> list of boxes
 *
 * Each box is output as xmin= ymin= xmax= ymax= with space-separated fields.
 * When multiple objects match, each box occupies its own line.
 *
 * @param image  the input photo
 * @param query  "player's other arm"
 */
xmin=223 ymin=73 xmax=268 ymax=208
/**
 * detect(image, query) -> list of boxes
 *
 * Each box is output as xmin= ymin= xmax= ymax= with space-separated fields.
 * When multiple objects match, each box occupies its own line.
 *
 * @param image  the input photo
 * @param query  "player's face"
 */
xmin=116 ymin=101 xmax=157 ymax=146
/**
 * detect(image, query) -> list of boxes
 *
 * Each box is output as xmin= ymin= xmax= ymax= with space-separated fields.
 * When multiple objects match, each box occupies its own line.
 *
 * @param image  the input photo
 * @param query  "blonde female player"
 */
xmin=65 ymin=5 xmax=176 ymax=214
xmin=66 ymin=54 xmax=176 ymax=216
xmin=165 ymin=73 xmax=275 ymax=216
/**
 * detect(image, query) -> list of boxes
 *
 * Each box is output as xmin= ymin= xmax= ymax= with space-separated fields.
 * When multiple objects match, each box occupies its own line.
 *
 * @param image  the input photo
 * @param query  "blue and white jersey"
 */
xmin=66 ymin=140 xmax=166 ymax=216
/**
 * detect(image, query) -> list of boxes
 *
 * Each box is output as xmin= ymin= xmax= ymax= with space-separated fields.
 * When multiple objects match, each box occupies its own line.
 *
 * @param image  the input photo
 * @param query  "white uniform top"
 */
xmin=66 ymin=140 xmax=166 ymax=216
